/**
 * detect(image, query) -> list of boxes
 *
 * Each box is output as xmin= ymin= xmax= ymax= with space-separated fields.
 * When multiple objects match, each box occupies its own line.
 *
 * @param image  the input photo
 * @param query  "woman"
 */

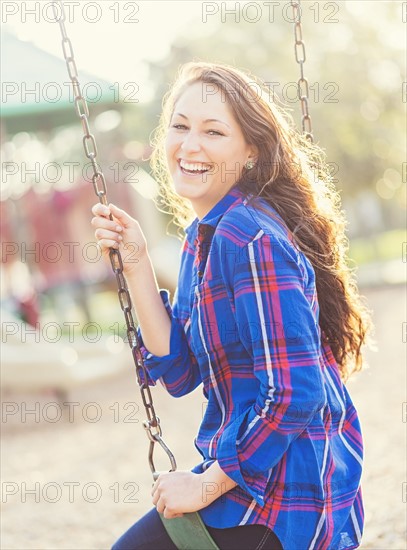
xmin=92 ymin=62 xmax=374 ymax=550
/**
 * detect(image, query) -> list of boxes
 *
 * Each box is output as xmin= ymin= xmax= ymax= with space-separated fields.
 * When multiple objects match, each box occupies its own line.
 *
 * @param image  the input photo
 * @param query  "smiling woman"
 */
xmin=90 ymin=60 xmax=375 ymax=550
xmin=164 ymin=81 xmax=258 ymax=219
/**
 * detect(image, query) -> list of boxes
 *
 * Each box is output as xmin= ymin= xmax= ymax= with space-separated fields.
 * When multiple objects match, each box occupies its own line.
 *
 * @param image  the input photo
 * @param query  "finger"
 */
xmin=94 ymin=228 xmax=123 ymax=243
xmin=163 ymin=507 xmax=178 ymax=519
xmin=91 ymin=203 xmax=111 ymax=218
xmin=151 ymin=483 xmax=161 ymax=505
xmin=108 ymin=203 xmax=133 ymax=225
xmin=97 ymin=239 xmax=120 ymax=251
xmin=91 ymin=217 xmax=123 ymax=234
xmin=151 ymin=480 xmax=159 ymax=498
xmin=155 ymin=497 xmax=165 ymax=514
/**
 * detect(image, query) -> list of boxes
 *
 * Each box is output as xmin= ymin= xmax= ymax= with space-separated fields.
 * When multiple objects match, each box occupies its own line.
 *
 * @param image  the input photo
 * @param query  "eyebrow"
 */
xmin=173 ymin=112 xmax=231 ymax=129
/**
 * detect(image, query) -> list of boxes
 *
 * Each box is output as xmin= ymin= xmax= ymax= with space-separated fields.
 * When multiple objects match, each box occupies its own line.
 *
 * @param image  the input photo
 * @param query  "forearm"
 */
xmin=200 ymin=460 xmax=238 ymax=505
xmin=125 ymin=254 xmax=171 ymax=357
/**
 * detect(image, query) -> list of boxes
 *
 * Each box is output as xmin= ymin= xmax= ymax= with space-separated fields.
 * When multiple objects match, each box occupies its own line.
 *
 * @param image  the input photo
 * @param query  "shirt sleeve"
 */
xmin=136 ymin=289 xmax=202 ymax=397
xmin=216 ymin=232 xmax=326 ymax=506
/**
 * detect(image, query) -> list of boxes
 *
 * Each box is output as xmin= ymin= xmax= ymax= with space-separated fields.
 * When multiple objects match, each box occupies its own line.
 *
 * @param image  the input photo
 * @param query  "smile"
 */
xmin=178 ymin=159 xmax=213 ymax=175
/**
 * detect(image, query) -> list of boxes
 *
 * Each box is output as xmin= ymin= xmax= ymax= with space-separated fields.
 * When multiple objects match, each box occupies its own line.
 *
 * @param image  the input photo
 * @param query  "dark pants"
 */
xmin=111 ymin=507 xmax=283 ymax=550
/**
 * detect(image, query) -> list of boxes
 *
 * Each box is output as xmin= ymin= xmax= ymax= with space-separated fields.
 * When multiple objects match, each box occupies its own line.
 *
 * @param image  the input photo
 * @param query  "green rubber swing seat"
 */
xmin=159 ymin=511 xmax=220 ymax=550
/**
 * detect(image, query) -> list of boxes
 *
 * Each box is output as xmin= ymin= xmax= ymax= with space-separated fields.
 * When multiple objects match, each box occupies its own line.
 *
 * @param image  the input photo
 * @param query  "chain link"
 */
xmin=290 ymin=0 xmax=314 ymax=143
xmin=52 ymin=0 xmax=176 ymax=479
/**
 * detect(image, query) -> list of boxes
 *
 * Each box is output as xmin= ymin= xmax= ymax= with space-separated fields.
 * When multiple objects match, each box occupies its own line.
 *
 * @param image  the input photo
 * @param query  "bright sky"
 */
xmin=3 ymin=1 xmax=217 ymax=102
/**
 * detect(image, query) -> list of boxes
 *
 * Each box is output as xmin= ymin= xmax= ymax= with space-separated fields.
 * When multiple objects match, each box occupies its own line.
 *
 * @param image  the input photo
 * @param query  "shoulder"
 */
xmin=214 ymin=195 xmax=313 ymax=285
xmin=215 ymin=194 xmax=297 ymax=251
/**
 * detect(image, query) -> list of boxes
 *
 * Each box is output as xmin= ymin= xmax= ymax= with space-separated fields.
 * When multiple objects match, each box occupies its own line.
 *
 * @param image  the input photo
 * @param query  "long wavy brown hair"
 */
xmin=150 ymin=61 xmax=375 ymax=382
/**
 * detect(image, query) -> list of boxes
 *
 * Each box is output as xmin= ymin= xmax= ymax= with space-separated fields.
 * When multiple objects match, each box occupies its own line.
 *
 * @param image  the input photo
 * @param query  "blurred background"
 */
xmin=1 ymin=1 xmax=406 ymax=549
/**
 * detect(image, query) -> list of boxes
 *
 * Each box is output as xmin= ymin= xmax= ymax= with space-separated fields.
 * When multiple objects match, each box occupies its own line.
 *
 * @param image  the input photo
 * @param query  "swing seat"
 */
xmin=160 ymin=512 xmax=220 ymax=550
xmin=1 ymin=309 xmax=129 ymax=395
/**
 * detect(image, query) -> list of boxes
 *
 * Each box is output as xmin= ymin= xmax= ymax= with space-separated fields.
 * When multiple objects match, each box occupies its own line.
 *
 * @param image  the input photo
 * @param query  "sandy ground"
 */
xmin=1 ymin=284 xmax=406 ymax=550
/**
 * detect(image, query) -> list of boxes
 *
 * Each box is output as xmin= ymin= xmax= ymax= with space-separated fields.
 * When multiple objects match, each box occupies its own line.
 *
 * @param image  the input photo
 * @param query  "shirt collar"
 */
xmin=185 ymin=185 xmax=248 ymax=240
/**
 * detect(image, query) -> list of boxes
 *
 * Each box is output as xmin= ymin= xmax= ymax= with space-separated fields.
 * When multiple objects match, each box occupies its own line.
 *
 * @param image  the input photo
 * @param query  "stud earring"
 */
xmin=245 ymin=160 xmax=255 ymax=170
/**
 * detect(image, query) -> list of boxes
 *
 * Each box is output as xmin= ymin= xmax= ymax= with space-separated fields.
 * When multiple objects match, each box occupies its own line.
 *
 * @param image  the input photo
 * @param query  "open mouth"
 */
xmin=178 ymin=159 xmax=213 ymax=176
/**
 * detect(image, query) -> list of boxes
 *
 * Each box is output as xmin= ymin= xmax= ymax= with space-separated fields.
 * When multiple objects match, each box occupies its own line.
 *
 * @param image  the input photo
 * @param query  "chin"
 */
xmin=172 ymin=179 xmax=205 ymax=197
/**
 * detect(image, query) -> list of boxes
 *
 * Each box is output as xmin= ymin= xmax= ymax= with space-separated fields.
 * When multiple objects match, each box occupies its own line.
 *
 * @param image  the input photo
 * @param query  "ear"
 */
xmin=248 ymin=144 xmax=259 ymax=163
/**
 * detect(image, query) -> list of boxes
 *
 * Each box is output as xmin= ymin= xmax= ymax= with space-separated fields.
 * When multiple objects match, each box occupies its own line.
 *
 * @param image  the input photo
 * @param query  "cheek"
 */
xmin=165 ymin=134 xmax=179 ymax=163
xmin=230 ymin=146 xmax=250 ymax=172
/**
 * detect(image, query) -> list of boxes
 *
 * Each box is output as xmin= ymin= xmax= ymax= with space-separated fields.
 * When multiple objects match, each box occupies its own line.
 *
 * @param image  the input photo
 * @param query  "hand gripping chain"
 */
xmin=51 ymin=0 xmax=176 ymax=480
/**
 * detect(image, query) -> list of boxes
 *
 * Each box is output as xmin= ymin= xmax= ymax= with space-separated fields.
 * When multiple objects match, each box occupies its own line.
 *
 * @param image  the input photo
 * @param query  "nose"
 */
xmin=180 ymin=130 xmax=201 ymax=153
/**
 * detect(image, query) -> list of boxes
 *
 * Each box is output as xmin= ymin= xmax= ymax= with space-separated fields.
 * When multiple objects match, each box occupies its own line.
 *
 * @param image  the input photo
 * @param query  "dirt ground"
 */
xmin=1 ymin=284 xmax=406 ymax=550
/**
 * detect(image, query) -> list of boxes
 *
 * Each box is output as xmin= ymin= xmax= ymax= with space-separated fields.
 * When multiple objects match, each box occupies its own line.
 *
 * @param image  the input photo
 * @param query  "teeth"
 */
xmin=180 ymin=160 xmax=212 ymax=172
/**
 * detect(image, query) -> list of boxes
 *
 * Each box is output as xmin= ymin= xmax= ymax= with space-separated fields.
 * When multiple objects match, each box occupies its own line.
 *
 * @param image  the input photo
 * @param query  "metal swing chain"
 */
xmin=51 ymin=0 xmax=176 ymax=479
xmin=290 ymin=0 xmax=314 ymax=143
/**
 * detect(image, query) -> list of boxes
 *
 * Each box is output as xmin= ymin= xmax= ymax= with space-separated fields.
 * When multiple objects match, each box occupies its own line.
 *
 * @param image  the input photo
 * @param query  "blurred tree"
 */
xmin=137 ymin=1 xmax=404 ymax=234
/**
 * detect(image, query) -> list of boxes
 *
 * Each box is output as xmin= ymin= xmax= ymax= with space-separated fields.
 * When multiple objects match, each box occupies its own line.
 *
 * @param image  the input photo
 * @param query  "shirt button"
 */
xmin=197 ymin=270 xmax=204 ymax=277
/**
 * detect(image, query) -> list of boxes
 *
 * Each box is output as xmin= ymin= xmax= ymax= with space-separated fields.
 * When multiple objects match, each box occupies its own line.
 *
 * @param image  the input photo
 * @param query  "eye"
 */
xmin=171 ymin=124 xmax=188 ymax=130
xmin=207 ymin=130 xmax=224 ymax=136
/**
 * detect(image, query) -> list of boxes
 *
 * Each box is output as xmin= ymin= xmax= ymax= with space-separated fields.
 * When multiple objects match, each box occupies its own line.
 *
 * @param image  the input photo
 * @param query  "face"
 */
xmin=165 ymin=81 xmax=257 ymax=219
